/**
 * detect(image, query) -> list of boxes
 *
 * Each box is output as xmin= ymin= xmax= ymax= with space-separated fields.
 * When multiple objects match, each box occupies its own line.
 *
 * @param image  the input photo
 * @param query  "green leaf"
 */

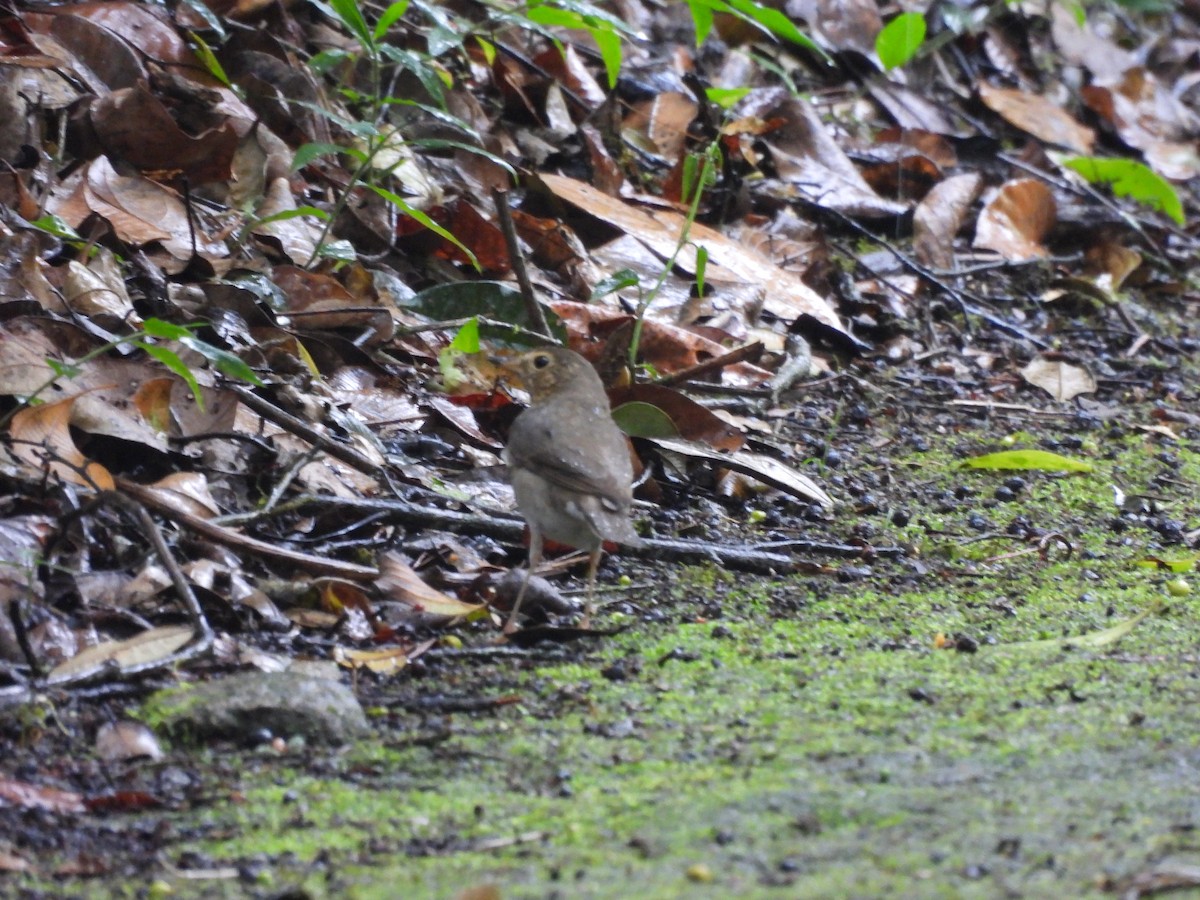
xmin=373 ymin=0 xmax=411 ymax=41
xmin=1135 ymin=556 xmax=1197 ymax=574
xmin=292 ymin=142 xmax=346 ymax=170
xmin=1062 ymin=156 xmax=1185 ymax=225
xmin=962 ymin=449 xmax=1093 ymax=472
xmin=370 ymin=185 xmax=479 ymax=271
xmin=400 ymin=138 xmax=517 ymax=177
xmin=448 ymin=316 xmax=481 ymax=353
xmin=876 ymin=12 xmax=926 ymax=71
xmin=592 ymin=269 xmax=640 ymax=299
xmin=252 ymin=206 xmax=331 ymax=228
xmin=706 ymin=87 xmax=750 ymax=109
xmin=140 ymin=318 xmax=199 ymax=341
xmin=591 ymin=25 xmax=623 ymax=88
xmin=188 ymin=32 xmax=231 ymax=86
xmin=402 ymin=280 xmax=524 ymax=316
xmin=682 ymin=154 xmax=699 ymax=205
xmin=403 ymin=282 xmax=568 ymax=343
xmin=685 ymin=0 xmax=715 ymax=43
xmin=611 ymin=401 xmax=680 ymax=438
xmin=31 ymin=214 xmax=82 ymax=242
xmin=138 ymin=343 xmax=206 ymax=412
xmin=723 ymin=0 xmax=824 ymax=55
xmin=307 ymin=47 xmax=352 ymax=75
xmin=695 ymin=245 xmax=708 ymax=297
xmin=178 ymin=337 xmax=264 ymax=386
xmin=379 ymin=45 xmax=447 ymax=107
xmin=475 ymin=36 xmax=496 ymax=65
xmin=326 ymin=0 xmax=374 ymax=51
xmin=314 ymin=239 xmax=357 ymax=262
xmin=46 ymin=359 xmax=80 ymax=379
xmin=1001 ymin=601 xmax=1162 ymax=652
xmin=292 ymin=99 xmax=380 ymax=137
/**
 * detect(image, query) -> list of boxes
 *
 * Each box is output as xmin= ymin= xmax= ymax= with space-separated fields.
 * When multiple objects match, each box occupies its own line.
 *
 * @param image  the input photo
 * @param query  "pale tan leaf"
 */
xmin=1020 ymin=358 xmax=1096 ymax=401
xmin=375 ymin=553 xmax=484 ymax=622
xmin=95 ymin=721 xmax=164 ymax=762
xmin=141 ymin=472 xmax=221 ymax=519
xmin=333 ymin=645 xmax=408 ymax=676
xmin=540 ymin=173 xmax=846 ymax=335
xmin=47 ymin=625 xmax=194 ymax=680
xmin=251 ymin=177 xmax=321 ymax=264
xmin=913 ymin=173 xmax=982 ymax=269
xmin=978 ymin=83 xmax=1095 ymax=154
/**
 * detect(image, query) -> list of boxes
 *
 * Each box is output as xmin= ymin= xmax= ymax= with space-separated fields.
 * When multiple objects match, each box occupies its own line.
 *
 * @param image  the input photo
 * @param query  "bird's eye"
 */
xmin=533 ymin=354 xmax=551 ymax=369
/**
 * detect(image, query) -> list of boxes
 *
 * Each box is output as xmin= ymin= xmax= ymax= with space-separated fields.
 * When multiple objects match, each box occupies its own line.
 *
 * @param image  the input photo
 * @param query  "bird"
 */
xmin=496 ymin=346 xmax=638 ymax=632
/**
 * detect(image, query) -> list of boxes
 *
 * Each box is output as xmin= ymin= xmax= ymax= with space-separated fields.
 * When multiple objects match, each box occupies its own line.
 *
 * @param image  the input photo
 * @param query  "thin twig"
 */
xmin=492 ymin=186 xmax=552 ymax=338
xmin=810 ymin=202 xmax=1050 ymax=348
xmin=230 ymin=385 xmax=390 ymax=487
xmin=118 ymin=478 xmax=380 ymax=581
xmin=655 ymin=341 xmax=765 ymax=386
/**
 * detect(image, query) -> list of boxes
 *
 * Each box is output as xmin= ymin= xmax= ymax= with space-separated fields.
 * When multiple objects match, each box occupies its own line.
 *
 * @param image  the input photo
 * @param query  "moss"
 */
xmin=24 ymin=428 xmax=1200 ymax=900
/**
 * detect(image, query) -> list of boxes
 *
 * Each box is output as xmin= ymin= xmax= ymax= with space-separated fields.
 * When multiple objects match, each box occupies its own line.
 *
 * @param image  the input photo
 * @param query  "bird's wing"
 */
xmin=506 ymin=420 xmax=631 ymax=506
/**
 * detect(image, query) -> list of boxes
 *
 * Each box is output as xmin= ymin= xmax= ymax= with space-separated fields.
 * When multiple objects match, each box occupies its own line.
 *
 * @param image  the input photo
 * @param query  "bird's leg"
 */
xmin=579 ymin=547 xmax=602 ymax=630
xmin=504 ymin=528 xmax=543 ymax=634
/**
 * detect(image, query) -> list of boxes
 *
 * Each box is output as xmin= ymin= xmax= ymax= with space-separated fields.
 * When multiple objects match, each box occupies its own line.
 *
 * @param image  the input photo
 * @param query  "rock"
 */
xmin=147 ymin=670 xmax=369 ymax=745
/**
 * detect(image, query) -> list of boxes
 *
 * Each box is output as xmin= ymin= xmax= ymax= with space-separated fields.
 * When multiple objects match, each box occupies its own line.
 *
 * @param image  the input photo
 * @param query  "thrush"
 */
xmin=497 ymin=347 xmax=637 ymax=632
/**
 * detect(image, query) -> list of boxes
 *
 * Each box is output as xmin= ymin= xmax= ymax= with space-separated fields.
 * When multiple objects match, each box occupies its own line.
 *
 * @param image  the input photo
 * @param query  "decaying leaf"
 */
xmin=47 ymin=625 xmax=195 ymax=681
xmin=648 ymin=436 xmax=833 ymax=508
xmin=9 ymin=394 xmax=116 ymax=491
xmin=1020 ymin=357 xmax=1096 ymax=401
xmin=375 ymin=554 xmax=484 ymax=623
xmin=973 ymin=179 xmax=1056 ymax=260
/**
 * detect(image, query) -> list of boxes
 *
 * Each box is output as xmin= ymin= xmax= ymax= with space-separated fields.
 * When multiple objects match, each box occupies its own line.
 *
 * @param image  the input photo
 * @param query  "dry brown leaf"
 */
xmin=540 ymin=173 xmax=845 ymax=334
xmin=913 ymin=173 xmax=982 ymax=269
xmin=533 ymin=43 xmax=606 ymax=110
xmin=333 ymin=645 xmax=408 ymax=676
xmin=375 ymin=553 xmax=483 ymax=623
xmin=0 ymin=848 xmax=34 ymax=873
xmin=63 ymin=259 xmax=136 ymax=322
xmin=978 ymin=83 xmax=1095 ymax=154
xmin=60 ymin=1 xmax=196 ymax=69
xmin=140 ymin=472 xmax=221 ymax=519
xmin=272 ymin=265 xmax=395 ymax=343
xmin=9 ymin=394 xmax=115 ymax=490
xmin=0 ymin=778 xmax=86 ymax=815
xmin=624 ymin=91 xmax=699 ymax=161
xmin=608 ymin=384 xmax=745 ymax=451
xmin=47 ymin=157 xmax=228 ymax=267
xmin=973 ymin=179 xmax=1056 ymax=261
xmin=47 ymin=624 xmax=194 ymax=681
xmin=1050 ymin=3 xmax=1136 ymax=81
xmin=788 ymin=0 xmax=881 ymax=55
xmin=867 ymin=81 xmax=963 ymax=136
xmin=91 ymin=84 xmax=238 ymax=184
xmin=251 ymin=177 xmax=321 ymax=264
xmin=1083 ymin=242 xmax=1142 ymax=291
xmin=1081 ymin=69 xmax=1200 ymax=180
xmin=95 ymin=721 xmax=164 ymax=762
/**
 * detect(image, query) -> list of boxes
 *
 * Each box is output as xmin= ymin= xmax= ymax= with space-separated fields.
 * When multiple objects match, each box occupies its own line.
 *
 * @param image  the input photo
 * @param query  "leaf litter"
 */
xmin=0 ymin=0 xmax=1197 ymax=888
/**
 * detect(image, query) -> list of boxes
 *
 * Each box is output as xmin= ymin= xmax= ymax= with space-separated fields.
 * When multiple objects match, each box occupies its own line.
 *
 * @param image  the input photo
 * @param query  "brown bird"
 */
xmin=497 ymin=346 xmax=637 ymax=632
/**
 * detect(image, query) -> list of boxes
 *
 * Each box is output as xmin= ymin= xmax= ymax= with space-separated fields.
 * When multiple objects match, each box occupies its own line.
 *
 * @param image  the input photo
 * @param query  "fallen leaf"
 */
xmin=47 ymin=625 xmax=194 ymax=681
xmin=9 ymin=394 xmax=116 ymax=491
xmin=1020 ymin=357 xmax=1096 ymax=401
xmin=973 ymin=179 xmax=1056 ymax=260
